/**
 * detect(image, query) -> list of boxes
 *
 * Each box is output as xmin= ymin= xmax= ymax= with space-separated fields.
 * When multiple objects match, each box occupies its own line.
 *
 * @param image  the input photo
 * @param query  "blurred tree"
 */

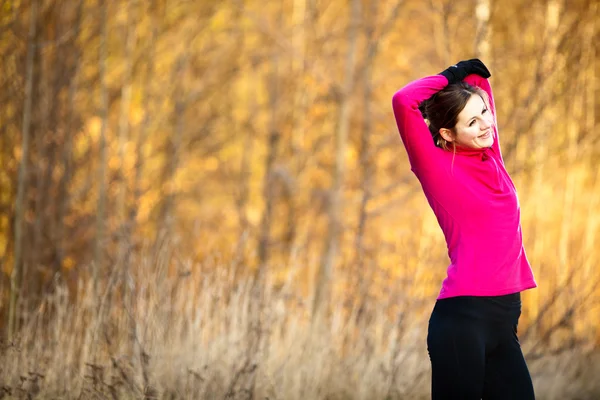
xmin=93 ymin=0 xmax=108 ymax=296
xmin=313 ymin=0 xmax=361 ymax=320
xmin=116 ymin=0 xmax=136 ymax=298
xmin=354 ymin=0 xmax=405 ymax=322
xmin=475 ymin=0 xmax=491 ymax=60
xmin=9 ymin=0 xmax=37 ymax=341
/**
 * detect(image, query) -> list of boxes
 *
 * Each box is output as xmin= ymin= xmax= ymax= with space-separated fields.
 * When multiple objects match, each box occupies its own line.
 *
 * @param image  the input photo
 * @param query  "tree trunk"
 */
xmin=93 ymin=0 xmax=109 ymax=297
xmin=8 ymin=0 xmax=38 ymax=341
xmin=554 ymin=83 xmax=581 ymax=335
xmin=56 ymin=0 xmax=84 ymax=274
xmin=159 ymin=54 xmax=188 ymax=241
xmin=233 ymin=47 xmax=254 ymax=277
xmin=283 ymin=0 xmax=307 ymax=260
xmin=32 ymin=30 xmax=49 ymax=301
xmin=527 ymin=0 xmax=561 ymax=340
xmin=430 ymin=0 xmax=452 ymax=65
xmin=256 ymin=10 xmax=282 ymax=284
xmin=580 ymin=1 xmax=597 ymax=286
xmin=475 ymin=0 xmax=491 ymax=61
xmin=291 ymin=0 xmax=307 ymax=158
xmin=354 ymin=0 xmax=404 ymax=322
xmin=130 ymin=0 xmax=157 ymax=248
xmin=116 ymin=0 xmax=136 ymax=289
xmin=231 ymin=3 xmax=252 ymax=276
xmin=127 ymin=0 xmax=157 ymax=366
xmin=232 ymin=5 xmax=258 ymax=276
xmin=313 ymin=0 xmax=360 ymax=320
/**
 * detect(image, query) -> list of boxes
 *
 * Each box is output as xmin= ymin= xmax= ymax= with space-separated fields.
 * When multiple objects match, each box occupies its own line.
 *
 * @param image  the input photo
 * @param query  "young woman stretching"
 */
xmin=391 ymin=59 xmax=537 ymax=399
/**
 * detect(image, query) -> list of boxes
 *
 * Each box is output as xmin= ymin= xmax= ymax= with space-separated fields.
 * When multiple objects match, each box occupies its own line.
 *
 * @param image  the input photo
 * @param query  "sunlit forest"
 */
xmin=0 ymin=0 xmax=599 ymax=398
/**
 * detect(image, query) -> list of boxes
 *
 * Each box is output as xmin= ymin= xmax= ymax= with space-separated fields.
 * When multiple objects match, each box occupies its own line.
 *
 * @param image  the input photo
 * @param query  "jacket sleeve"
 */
xmin=391 ymin=75 xmax=448 ymax=173
xmin=463 ymin=74 xmax=503 ymax=163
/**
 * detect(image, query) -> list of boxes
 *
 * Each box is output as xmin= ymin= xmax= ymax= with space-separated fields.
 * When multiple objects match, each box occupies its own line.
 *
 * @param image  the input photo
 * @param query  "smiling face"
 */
xmin=440 ymin=94 xmax=495 ymax=149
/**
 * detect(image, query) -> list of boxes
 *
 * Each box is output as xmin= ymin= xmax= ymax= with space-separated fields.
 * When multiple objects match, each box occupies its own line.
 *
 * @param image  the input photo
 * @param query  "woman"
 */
xmin=391 ymin=59 xmax=538 ymax=399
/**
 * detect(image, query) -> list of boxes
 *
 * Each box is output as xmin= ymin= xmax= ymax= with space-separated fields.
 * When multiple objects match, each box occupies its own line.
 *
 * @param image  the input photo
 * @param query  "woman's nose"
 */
xmin=481 ymin=117 xmax=492 ymax=129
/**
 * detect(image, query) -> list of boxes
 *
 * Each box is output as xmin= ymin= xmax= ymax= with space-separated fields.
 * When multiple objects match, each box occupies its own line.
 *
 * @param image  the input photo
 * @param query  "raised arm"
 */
xmin=463 ymin=74 xmax=503 ymax=162
xmin=391 ymin=74 xmax=448 ymax=173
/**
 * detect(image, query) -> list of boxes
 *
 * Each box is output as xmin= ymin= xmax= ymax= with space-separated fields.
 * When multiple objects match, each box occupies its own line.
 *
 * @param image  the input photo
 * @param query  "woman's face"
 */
xmin=447 ymin=94 xmax=495 ymax=149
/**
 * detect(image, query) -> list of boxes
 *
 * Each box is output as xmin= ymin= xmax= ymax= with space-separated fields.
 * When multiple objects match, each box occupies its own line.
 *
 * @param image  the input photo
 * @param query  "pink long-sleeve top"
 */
xmin=391 ymin=74 xmax=537 ymax=299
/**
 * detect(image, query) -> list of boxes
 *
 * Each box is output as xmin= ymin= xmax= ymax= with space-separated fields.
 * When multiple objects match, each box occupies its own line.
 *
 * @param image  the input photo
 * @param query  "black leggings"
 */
xmin=427 ymin=293 xmax=535 ymax=400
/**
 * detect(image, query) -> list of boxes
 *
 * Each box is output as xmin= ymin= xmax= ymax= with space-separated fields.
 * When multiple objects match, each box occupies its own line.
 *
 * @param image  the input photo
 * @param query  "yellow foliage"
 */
xmin=62 ymin=256 xmax=75 ymax=271
xmin=204 ymin=157 xmax=219 ymax=172
xmin=0 ymin=217 xmax=6 ymax=258
xmin=1 ymin=0 xmax=599 ymax=368
xmin=246 ymin=206 xmax=261 ymax=225
xmin=209 ymin=7 xmax=231 ymax=31
xmin=85 ymin=117 xmax=102 ymax=143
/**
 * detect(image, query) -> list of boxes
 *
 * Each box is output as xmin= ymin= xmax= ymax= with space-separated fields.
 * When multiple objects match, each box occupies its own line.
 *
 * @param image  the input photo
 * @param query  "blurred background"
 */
xmin=0 ymin=0 xmax=599 ymax=398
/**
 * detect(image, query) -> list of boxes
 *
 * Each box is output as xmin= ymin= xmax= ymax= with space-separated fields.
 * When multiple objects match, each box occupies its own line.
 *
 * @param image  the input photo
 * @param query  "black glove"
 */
xmin=439 ymin=59 xmax=491 ymax=84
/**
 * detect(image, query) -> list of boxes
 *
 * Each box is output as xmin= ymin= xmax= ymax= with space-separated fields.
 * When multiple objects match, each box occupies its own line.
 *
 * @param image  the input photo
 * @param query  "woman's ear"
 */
xmin=439 ymin=128 xmax=454 ymax=143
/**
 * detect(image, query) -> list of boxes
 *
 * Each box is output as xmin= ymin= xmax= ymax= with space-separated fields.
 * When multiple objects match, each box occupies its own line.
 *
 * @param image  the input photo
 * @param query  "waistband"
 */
xmin=432 ymin=292 xmax=522 ymax=324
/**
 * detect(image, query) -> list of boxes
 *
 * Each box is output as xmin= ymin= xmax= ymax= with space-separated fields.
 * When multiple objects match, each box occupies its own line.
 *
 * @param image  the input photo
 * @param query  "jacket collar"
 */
xmin=453 ymin=145 xmax=492 ymax=161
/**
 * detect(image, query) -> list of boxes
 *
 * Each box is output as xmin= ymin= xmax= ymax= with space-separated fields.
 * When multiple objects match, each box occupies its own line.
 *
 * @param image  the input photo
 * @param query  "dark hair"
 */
xmin=418 ymin=82 xmax=487 ymax=150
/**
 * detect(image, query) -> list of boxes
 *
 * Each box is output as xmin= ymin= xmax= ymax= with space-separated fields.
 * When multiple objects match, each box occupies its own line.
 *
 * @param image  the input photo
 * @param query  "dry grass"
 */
xmin=0 ymin=247 xmax=599 ymax=400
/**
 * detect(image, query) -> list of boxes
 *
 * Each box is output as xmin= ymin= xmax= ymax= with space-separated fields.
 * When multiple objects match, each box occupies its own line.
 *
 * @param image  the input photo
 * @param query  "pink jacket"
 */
xmin=392 ymin=74 xmax=537 ymax=299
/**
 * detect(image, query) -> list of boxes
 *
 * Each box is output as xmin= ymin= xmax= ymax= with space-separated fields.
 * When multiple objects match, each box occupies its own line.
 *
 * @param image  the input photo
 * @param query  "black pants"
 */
xmin=427 ymin=293 xmax=535 ymax=400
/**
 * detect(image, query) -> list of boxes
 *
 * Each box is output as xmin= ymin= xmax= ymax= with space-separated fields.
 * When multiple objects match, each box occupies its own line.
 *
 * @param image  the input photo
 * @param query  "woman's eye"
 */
xmin=482 ymin=109 xmax=488 ymax=114
xmin=469 ymin=120 xmax=476 ymax=127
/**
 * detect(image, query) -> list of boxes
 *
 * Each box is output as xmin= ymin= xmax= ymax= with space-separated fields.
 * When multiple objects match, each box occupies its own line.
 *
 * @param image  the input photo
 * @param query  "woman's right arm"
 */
xmin=391 ymin=74 xmax=448 ymax=172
